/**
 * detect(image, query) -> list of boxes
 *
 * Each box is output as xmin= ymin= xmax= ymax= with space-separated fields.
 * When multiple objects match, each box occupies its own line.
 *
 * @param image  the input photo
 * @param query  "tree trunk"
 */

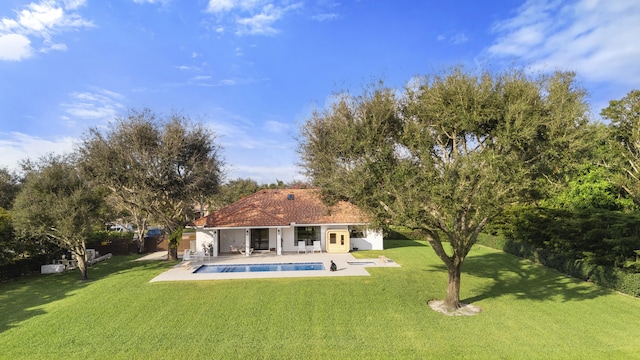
xmin=77 ymin=257 xmax=89 ymax=281
xmin=137 ymin=236 xmax=145 ymax=253
xmin=167 ymin=227 xmax=182 ymax=261
xmin=444 ymin=263 xmax=462 ymax=311
xmin=167 ymin=247 xmax=178 ymax=261
xmin=135 ymin=230 xmax=144 ymax=254
xmin=73 ymin=242 xmax=89 ymax=281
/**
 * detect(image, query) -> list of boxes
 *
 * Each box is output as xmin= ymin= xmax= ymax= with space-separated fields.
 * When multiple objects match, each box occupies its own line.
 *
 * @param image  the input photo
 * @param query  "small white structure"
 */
xmin=41 ymin=264 xmax=65 ymax=274
xmin=189 ymin=189 xmax=383 ymax=257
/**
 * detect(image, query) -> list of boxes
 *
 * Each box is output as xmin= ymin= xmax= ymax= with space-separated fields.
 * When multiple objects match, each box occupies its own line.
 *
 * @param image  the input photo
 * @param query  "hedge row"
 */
xmin=0 ymin=253 xmax=58 ymax=281
xmin=477 ymin=233 xmax=640 ymax=297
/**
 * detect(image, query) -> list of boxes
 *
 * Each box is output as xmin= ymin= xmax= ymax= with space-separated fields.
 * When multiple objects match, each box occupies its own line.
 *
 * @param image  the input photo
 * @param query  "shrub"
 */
xmin=477 ymin=234 xmax=640 ymax=297
xmin=384 ymin=226 xmax=426 ymax=241
xmin=0 ymin=253 xmax=54 ymax=281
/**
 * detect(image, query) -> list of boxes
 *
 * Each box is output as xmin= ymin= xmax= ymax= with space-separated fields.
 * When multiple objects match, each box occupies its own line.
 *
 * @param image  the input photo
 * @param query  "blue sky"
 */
xmin=1 ymin=0 xmax=639 ymax=184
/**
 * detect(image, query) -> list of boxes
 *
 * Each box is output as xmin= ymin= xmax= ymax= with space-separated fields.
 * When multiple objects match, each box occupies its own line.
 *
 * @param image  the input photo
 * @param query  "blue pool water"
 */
xmin=194 ymin=262 xmax=325 ymax=273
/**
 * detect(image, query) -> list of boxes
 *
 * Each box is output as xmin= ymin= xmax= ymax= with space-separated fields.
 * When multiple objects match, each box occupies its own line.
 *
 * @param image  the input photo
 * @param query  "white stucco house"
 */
xmin=188 ymin=188 xmax=383 ymax=257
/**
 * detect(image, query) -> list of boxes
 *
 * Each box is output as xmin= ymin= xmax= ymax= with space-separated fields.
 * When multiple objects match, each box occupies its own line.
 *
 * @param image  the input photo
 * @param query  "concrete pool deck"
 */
xmin=146 ymin=252 xmax=400 ymax=282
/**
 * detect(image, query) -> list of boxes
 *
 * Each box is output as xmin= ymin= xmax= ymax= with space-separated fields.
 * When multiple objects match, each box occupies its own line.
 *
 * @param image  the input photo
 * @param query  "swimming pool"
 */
xmin=194 ymin=262 xmax=325 ymax=273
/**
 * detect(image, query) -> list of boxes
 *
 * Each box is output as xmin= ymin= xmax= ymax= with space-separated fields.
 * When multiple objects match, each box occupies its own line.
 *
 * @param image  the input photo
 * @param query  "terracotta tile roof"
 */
xmin=191 ymin=188 xmax=368 ymax=228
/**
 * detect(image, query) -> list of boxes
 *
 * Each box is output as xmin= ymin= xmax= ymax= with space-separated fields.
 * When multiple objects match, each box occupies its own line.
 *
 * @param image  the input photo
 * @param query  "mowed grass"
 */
xmin=1 ymin=240 xmax=640 ymax=359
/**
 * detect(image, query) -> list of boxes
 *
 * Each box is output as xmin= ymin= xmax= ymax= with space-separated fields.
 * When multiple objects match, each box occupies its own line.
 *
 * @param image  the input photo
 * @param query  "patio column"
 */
xmin=212 ymin=230 xmax=218 ymax=257
xmin=245 ymin=229 xmax=251 ymax=257
xmin=276 ymin=228 xmax=282 ymax=255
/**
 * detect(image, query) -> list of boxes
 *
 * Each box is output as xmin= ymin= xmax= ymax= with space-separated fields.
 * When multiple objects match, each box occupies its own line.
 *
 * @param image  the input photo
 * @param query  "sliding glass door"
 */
xmin=251 ymin=228 xmax=269 ymax=250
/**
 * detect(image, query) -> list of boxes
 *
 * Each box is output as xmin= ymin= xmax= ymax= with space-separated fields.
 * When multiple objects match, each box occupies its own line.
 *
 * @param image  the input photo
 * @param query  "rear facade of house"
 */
xmin=189 ymin=189 xmax=383 ymax=256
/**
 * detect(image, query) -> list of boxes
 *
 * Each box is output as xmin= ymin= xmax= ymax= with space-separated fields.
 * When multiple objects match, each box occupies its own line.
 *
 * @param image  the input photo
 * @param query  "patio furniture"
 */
xmin=230 ymin=245 xmax=239 ymax=253
xmin=41 ymin=264 xmax=65 ymax=274
xmin=240 ymin=246 xmax=254 ymax=255
xmin=65 ymin=259 xmax=78 ymax=270
xmin=297 ymin=241 xmax=306 ymax=254
xmin=183 ymin=249 xmax=207 ymax=262
xmin=313 ymin=240 xmax=321 ymax=253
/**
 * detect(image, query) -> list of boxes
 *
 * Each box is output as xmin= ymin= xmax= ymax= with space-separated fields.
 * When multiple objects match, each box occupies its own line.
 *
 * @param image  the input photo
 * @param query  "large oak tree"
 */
xmin=299 ymin=67 xmax=589 ymax=312
xmin=78 ymin=109 xmax=224 ymax=259
xmin=12 ymin=155 xmax=104 ymax=280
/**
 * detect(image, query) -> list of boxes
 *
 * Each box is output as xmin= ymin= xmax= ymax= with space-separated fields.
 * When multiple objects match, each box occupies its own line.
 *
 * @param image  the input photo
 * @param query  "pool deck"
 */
xmin=146 ymin=251 xmax=400 ymax=282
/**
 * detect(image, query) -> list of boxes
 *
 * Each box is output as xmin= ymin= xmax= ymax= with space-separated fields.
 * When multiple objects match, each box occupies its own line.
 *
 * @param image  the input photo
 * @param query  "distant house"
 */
xmin=188 ymin=188 xmax=383 ymax=256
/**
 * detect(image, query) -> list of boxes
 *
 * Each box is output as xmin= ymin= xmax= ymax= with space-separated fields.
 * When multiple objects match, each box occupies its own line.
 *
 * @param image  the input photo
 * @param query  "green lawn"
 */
xmin=1 ymin=240 xmax=639 ymax=359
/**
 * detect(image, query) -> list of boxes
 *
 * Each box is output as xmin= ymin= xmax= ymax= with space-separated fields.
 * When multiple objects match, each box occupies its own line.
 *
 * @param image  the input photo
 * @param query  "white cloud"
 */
xmin=228 ymin=163 xmax=302 ymax=184
xmin=132 ymin=0 xmax=171 ymax=6
xmin=0 ymin=33 xmax=32 ymax=60
xmin=264 ymin=120 xmax=289 ymax=133
xmin=450 ymin=32 xmax=468 ymax=44
xmin=41 ymin=41 xmax=67 ymax=52
xmin=207 ymin=107 xmax=292 ymax=150
xmin=62 ymin=0 xmax=86 ymax=10
xmin=61 ymin=88 xmax=126 ymax=123
xmin=236 ymin=4 xmax=284 ymax=36
xmin=210 ymin=118 xmax=263 ymax=150
xmin=0 ymin=132 xmax=76 ymax=172
xmin=206 ymin=0 xmax=263 ymax=13
xmin=205 ymin=1 xmax=302 ymax=36
xmin=204 ymin=106 xmax=301 ymax=184
xmin=488 ymin=0 xmax=640 ymax=87
xmin=436 ymin=32 xmax=468 ymax=44
xmin=16 ymin=3 xmax=64 ymax=32
xmin=191 ymin=77 xmax=258 ymax=87
xmin=0 ymin=0 xmax=93 ymax=61
xmin=312 ymin=13 xmax=339 ymax=22
xmin=207 ymin=0 xmax=237 ymax=13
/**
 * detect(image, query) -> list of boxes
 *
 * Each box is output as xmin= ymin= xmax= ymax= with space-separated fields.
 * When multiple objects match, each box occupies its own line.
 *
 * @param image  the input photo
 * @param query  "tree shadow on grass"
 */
xmin=0 ymin=255 xmax=171 ymax=333
xmin=428 ymin=251 xmax=610 ymax=305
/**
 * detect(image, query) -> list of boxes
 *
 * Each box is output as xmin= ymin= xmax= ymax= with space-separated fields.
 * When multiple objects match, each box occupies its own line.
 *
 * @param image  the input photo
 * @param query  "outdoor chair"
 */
xmin=298 ymin=241 xmax=306 ymax=254
xmin=240 ymin=246 xmax=254 ymax=255
xmin=182 ymin=249 xmax=194 ymax=261
xmin=183 ymin=249 xmax=206 ymax=262
xmin=192 ymin=251 xmax=205 ymax=262
xmin=229 ymin=245 xmax=239 ymax=253
xmin=313 ymin=240 xmax=321 ymax=253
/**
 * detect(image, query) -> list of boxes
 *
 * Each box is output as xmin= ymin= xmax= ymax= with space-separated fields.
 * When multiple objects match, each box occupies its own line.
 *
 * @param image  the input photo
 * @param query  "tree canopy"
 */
xmin=601 ymin=89 xmax=640 ymax=202
xmin=0 ymin=167 xmax=21 ymax=210
xmin=299 ymin=67 xmax=591 ymax=312
xmin=12 ymin=155 xmax=104 ymax=280
xmin=78 ymin=109 xmax=224 ymax=258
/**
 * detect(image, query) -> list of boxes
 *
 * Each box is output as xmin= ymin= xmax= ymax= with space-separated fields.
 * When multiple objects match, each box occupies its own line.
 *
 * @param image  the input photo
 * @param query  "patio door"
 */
xmin=251 ymin=228 xmax=269 ymax=251
xmin=326 ymin=229 xmax=350 ymax=253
